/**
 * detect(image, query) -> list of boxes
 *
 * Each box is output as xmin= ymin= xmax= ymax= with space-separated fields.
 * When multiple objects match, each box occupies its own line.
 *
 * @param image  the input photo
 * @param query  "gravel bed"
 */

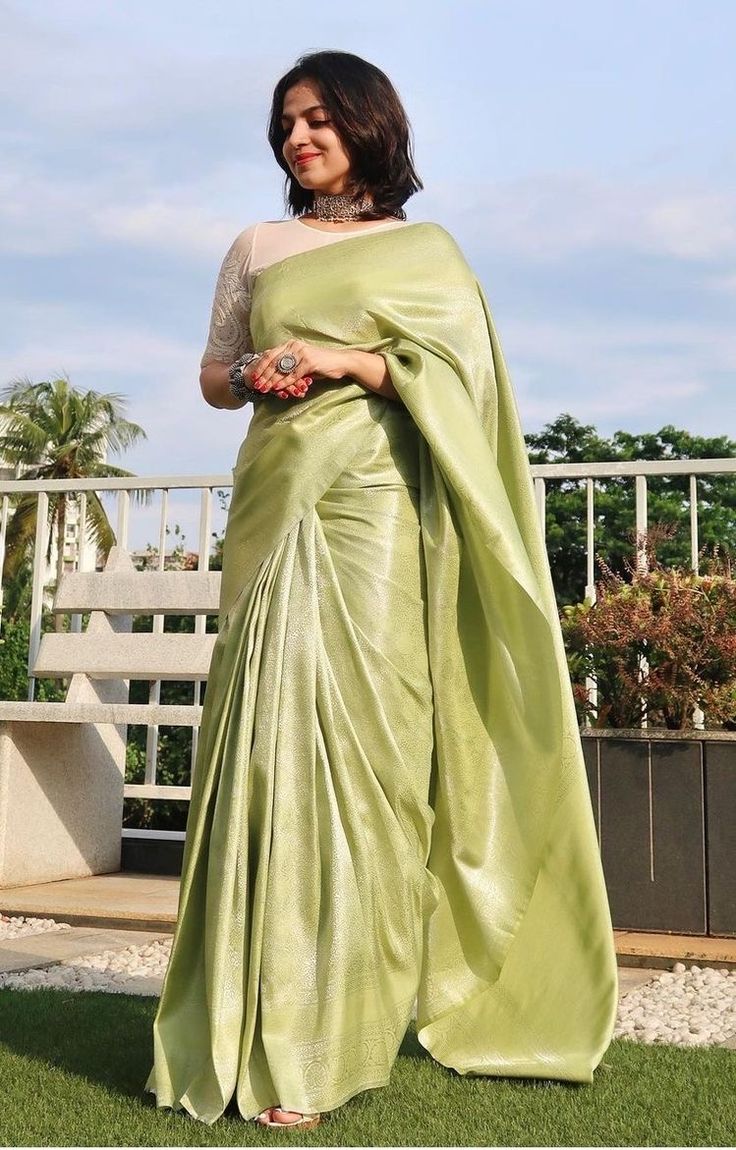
xmin=0 ymin=915 xmax=172 ymax=996
xmin=0 ymin=913 xmax=72 ymax=940
xmin=615 ymin=963 xmax=736 ymax=1047
xmin=2 ymin=917 xmax=736 ymax=1044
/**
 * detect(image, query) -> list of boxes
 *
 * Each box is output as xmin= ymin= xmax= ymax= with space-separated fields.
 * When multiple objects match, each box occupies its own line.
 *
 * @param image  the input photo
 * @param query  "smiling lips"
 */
xmin=295 ymin=152 xmax=321 ymax=167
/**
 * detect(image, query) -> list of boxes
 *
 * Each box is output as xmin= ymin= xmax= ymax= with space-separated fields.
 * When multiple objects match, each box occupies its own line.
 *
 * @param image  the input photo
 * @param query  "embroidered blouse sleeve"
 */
xmin=200 ymin=225 xmax=257 ymax=367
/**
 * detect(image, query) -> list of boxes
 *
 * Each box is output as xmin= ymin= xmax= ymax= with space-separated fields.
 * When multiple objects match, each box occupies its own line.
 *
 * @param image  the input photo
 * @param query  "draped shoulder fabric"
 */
xmin=145 ymin=222 xmax=618 ymax=1125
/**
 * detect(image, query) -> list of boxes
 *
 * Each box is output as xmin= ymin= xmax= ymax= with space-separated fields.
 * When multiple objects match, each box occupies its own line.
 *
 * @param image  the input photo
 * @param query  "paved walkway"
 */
xmin=2 ymin=873 xmax=736 ymax=1000
xmin=0 ymin=873 xmax=178 ymax=932
xmin=0 ymin=925 xmax=168 ymax=982
xmin=0 ymin=921 xmax=662 ymax=1003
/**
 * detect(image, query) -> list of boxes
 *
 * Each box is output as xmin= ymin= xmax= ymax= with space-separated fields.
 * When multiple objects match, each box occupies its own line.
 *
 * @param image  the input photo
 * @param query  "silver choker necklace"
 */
xmin=312 ymin=192 xmax=373 ymax=223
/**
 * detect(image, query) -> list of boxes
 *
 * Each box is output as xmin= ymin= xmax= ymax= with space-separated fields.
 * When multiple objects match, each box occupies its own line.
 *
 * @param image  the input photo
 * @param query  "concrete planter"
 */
xmin=581 ymin=730 xmax=736 ymax=937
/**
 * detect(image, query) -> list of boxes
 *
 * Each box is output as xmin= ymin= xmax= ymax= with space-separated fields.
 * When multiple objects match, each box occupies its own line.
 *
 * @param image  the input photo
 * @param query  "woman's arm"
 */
xmin=200 ymin=345 xmax=399 ymax=409
xmin=342 ymin=349 xmax=399 ymax=402
xmin=200 ymin=361 xmax=247 ymax=410
xmin=200 ymin=356 xmax=310 ymax=408
xmin=247 ymin=343 xmax=400 ymax=403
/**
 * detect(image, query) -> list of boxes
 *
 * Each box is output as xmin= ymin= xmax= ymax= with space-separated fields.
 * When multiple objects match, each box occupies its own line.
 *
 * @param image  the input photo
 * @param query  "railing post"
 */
xmin=0 ymin=494 xmax=9 ymax=632
xmin=116 ymin=489 xmax=130 ymax=549
xmin=190 ymin=487 xmax=213 ymax=777
xmin=145 ymin=489 xmax=169 ymax=788
xmin=584 ymin=478 xmax=597 ymax=726
xmin=690 ymin=475 xmax=699 ymax=574
xmin=635 ymin=474 xmax=648 ymax=573
xmin=70 ymin=491 xmax=86 ymax=634
xmin=534 ymin=476 xmax=546 ymax=537
xmin=689 ymin=474 xmax=704 ymax=726
xmin=585 ymin=477 xmax=596 ymax=605
xmin=27 ymin=491 xmax=49 ymax=701
xmin=634 ymin=475 xmax=649 ymax=726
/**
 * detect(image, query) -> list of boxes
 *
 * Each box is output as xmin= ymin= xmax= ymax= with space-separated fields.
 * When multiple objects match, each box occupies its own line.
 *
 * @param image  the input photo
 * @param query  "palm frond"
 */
xmin=83 ymin=492 xmax=116 ymax=556
xmin=1 ymin=496 xmax=41 ymax=582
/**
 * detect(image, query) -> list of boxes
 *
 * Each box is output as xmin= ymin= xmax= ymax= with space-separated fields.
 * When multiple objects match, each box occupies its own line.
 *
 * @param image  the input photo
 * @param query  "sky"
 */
xmin=2 ymin=0 xmax=735 ymax=508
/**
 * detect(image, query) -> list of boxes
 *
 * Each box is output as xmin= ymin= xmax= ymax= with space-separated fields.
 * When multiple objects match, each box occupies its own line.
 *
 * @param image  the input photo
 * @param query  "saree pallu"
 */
xmin=146 ymin=224 xmax=618 ymax=1125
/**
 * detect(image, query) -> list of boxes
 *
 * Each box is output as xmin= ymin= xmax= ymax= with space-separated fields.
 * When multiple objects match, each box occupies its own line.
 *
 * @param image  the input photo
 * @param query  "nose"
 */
xmin=286 ymin=119 xmax=312 ymax=151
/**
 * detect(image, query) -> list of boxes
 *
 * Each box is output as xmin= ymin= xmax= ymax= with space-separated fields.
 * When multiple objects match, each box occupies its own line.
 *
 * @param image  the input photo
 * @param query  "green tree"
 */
xmin=526 ymin=414 xmax=736 ymax=607
xmin=0 ymin=376 xmax=146 ymax=587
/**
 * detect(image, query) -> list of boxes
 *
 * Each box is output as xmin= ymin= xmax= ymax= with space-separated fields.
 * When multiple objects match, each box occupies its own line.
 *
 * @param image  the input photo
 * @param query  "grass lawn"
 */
xmin=0 ymin=988 xmax=735 ymax=1147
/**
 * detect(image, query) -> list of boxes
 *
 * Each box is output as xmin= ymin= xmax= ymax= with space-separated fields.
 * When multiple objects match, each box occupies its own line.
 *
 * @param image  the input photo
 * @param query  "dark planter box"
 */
xmin=581 ymin=730 xmax=736 ymax=937
xmin=121 ymin=834 xmax=185 ymax=876
xmin=123 ymin=731 xmax=736 ymax=939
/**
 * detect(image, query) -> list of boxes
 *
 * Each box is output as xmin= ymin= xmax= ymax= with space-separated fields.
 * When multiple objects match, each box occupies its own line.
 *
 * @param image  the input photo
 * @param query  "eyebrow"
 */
xmin=280 ymin=104 xmax=328 ymax=125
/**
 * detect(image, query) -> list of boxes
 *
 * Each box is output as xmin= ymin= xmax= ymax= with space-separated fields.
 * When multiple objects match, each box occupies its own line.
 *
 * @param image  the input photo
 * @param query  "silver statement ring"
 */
xmin=275 ymin=352 xmax=298 ymax=375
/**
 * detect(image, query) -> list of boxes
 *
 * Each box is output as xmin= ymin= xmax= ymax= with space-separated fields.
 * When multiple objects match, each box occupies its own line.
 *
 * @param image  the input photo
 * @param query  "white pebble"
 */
xmin=5 ymin=928 xmax=732 ymax=1048
xmin=612 ymin=961 xmax=736 ymax=1048
xmin=1 ymin=918 xmax=172 ymax=998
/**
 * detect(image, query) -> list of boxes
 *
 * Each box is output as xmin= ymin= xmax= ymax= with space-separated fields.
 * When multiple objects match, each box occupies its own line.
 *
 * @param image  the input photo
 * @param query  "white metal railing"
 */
xmin=0 ymin=473 xmax=232 ymax=826
xmin=531 ymin=457 xmax=736 ymax=600
xmin=1 ymin=459 xmax=735 ymax=835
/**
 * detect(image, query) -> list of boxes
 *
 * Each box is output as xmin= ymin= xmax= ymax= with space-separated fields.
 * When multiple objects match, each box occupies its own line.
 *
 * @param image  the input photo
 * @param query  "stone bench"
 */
xmin=0 ymin=547 xmax=220 ymax=889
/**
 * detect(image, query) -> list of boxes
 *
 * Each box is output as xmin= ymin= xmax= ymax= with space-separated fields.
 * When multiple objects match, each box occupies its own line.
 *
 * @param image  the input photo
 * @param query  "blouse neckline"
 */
xmin=294 ymin=217 xmax=408 ymax=236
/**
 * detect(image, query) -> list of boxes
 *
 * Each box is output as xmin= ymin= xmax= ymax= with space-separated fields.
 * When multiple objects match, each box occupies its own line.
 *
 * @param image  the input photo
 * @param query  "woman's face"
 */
xmin=281 ymin=79 xmax=352 ymax=196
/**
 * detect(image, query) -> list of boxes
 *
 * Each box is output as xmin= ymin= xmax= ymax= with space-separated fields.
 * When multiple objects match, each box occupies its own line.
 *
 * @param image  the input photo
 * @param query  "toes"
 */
xmin=271 ymin=1108 xmax=304 ymax=1124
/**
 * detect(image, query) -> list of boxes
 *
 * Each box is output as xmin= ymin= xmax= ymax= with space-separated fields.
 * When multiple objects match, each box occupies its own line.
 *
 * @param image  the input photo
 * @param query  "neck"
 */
xmin=312 ymin=190 xmax=374 ymax=223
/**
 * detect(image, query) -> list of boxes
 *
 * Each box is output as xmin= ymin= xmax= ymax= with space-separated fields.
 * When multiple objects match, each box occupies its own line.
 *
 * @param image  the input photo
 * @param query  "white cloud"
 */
xmin=0 ymin=4 xmax=272 ymax=142
xmin=504 ymin=315 xmax=733 ymax=429
xmin=0 ymin=300 xmax=249 ymax=479
xmin=648 ymin=193 xmax=736 ymax=260
xmin=424 ymin=175 xmax=736 ymax=264
xmin=703 ymin=272 xmax=736 ymax=295
xmin=0 ymin=156 xmax=280 ymax=261
xmin=92 ymin=200 xmax=242 ymax=262
xmin=2 ymin=0 xmax=734 ymax=462
xmin=0 ymin=303 xmax=195 ymax=381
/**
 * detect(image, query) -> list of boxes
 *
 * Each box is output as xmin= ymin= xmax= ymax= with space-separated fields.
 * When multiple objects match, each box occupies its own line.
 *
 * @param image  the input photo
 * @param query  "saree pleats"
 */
xmin=147 ymin=395 xmax=439 ymax=1122
xmin=146 ymin=223 xmax=618 ymax=1124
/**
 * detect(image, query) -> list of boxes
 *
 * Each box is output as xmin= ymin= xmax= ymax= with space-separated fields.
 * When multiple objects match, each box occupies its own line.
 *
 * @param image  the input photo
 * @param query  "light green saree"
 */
xmin=145 ymin=223 xmax=618 ymax=1125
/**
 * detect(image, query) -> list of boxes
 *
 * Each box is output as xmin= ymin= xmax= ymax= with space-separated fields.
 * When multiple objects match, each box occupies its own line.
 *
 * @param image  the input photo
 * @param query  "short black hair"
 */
xmin=267 ymin=50 xmax=423 ymax=220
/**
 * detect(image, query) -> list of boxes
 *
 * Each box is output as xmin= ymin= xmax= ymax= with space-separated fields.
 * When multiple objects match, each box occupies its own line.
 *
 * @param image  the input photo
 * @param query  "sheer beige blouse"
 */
xmin=200 ymin=217 xmax=410 ymax=368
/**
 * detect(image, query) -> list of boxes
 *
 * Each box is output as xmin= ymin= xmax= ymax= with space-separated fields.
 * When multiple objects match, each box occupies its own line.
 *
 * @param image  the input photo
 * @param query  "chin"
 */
xmin=291 ymin=171 xmax=321 ymax=191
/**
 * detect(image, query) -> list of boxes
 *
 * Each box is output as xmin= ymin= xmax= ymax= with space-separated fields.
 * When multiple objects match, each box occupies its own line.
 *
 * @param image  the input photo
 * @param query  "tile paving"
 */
xmin=3 ymin=873 xmax=736 ymax=1030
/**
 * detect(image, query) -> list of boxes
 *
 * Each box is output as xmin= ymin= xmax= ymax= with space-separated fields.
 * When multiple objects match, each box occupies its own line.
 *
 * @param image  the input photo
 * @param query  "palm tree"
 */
xmin=0 ymin=376 xmax=146 ymax=588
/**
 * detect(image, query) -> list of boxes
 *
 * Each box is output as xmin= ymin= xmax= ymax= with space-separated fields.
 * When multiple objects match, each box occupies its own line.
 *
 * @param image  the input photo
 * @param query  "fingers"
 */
xmin=256 ymin=341 xmax=306 ymax=389
xmin=273 ymin=376 xmax=312 ymax=400
xmin=243 ymin=350 xmax=269 ymax=388
xmin=249 ymin=340 xmax=314 ymax=400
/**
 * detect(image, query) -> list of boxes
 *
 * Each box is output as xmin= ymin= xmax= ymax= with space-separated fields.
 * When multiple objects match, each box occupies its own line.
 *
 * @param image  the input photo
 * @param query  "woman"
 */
xmin=145 ymin=50 xmax=618 ymax=1130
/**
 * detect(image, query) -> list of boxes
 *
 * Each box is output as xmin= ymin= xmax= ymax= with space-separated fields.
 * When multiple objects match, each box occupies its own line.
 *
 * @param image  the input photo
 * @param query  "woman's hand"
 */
xmin=248 ymin=341 xmax=348 ymax=400
xmin=248 ymin=341 xmax=399 ymax=402
xmin=242 ymin=347 xmax=311 ymax=401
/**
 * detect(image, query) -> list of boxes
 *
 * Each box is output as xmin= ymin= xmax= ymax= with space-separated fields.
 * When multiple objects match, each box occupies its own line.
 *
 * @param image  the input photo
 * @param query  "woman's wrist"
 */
xmin=344 ymin=349 xmax=399 ymax=401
